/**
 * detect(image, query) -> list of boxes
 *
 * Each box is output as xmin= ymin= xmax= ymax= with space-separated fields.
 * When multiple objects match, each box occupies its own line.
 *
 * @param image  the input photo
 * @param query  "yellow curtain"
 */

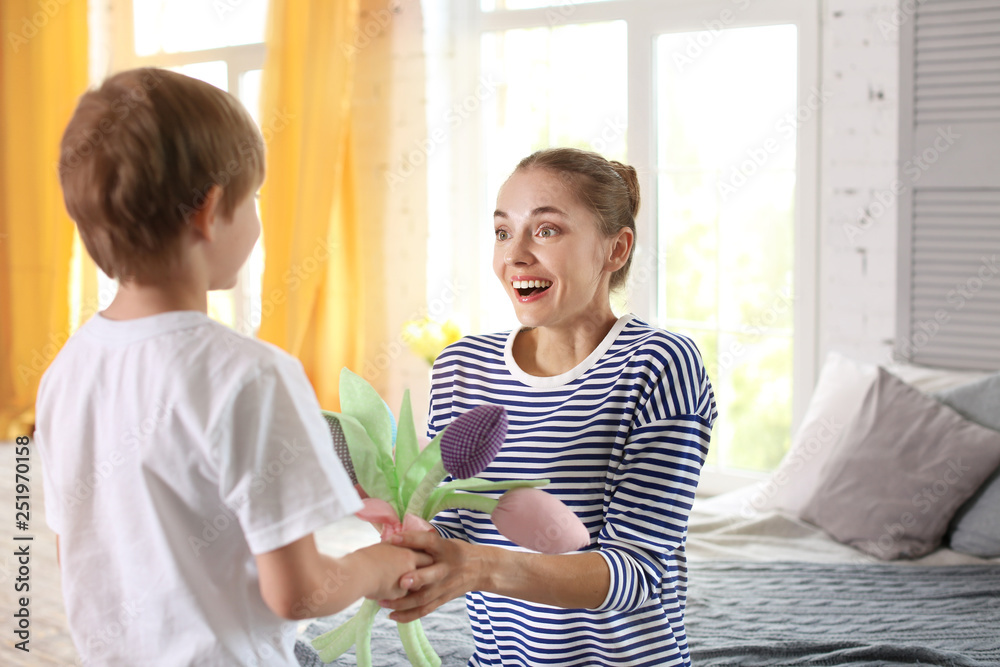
xmin=0 ymin=0 xmax=89 ymax=439
xmin=258 ymin=0 xmax=386 ymax=410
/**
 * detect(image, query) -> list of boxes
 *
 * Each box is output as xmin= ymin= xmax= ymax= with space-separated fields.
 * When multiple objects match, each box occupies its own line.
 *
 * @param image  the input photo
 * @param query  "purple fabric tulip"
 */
xmin=323 ymin=413 xmax=358 ymax=485
xmin=440 ymin=404 xmax=507 ymax=479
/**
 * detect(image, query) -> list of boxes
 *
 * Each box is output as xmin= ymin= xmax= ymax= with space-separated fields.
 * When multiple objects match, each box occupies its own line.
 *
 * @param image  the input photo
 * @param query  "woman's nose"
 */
xmin=504 ymin=233 xmax=532 ymax=265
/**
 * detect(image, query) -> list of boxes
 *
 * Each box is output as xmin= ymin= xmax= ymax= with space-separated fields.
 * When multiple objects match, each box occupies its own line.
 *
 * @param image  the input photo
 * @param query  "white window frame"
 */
xmin=97 ymin=0 xmax=267 ymax=336
xmin=428 ymin=0 xmax=819 ymax=491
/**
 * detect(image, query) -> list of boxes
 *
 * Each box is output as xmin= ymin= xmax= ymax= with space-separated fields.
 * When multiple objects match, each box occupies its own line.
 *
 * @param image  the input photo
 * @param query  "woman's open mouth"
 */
xmin=513 ymin=279 xmax=552 ymax=298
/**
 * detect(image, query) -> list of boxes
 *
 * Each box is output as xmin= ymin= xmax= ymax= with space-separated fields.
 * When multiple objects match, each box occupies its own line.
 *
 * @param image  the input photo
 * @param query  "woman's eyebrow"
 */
xmin=531 ymin=205 xmax=567 ymax=217
xmin=493 ymin=206 xmax=567 ymax=219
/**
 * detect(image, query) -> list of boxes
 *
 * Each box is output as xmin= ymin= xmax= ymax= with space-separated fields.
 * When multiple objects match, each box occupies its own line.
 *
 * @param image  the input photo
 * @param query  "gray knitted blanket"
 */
xmin=686 ymin=561 xmax=1000 ymax=666
xmin=295 ymin=561 xmax=1000 ymax=666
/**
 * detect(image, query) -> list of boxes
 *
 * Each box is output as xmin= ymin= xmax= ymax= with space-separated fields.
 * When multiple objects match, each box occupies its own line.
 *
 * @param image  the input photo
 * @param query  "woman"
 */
xmin=384 ymin=148 xmax=717 ymax=666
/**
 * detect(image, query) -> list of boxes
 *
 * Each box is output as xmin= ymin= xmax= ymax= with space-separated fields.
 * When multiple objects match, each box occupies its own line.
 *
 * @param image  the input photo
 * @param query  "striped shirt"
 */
xmin=427 ymin=313 xmax=717 ymax=667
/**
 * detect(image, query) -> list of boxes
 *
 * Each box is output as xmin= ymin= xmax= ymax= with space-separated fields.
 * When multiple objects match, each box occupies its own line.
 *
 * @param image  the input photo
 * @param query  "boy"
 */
xmin=35 ymin=68 xmax=425 ymax=665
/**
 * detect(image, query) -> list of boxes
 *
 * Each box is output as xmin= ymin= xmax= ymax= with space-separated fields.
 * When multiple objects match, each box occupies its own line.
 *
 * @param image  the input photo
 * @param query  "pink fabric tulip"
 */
xmin=355 ymin=498 xmax=433 ymax=542
xmin=490 ymin=487 xmax=590 ymax=554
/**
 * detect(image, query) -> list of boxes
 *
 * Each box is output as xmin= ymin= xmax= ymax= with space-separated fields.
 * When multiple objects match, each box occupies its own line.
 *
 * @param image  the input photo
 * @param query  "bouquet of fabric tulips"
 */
xmin=310 ymin=369 xmax=589 ymax=667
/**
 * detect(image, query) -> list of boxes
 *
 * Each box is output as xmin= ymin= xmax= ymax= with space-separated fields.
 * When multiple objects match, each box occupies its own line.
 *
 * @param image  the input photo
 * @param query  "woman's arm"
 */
xmin=379 ymin=530 xmax=610 ymax=622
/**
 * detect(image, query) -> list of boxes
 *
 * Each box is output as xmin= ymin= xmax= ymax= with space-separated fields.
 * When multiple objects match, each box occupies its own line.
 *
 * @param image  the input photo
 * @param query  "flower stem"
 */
xmin=404 ymin=460 xmax=447 ymax=517
xmin=397 ymin=619 xmax=442 ymax=667
xmin=425 ymin=491 xmax=499 ymax=518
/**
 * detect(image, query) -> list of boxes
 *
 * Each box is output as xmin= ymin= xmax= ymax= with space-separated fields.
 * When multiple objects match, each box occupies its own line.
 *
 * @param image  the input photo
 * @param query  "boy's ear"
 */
xmin=187 ymin=185 xmax=224 ymax=242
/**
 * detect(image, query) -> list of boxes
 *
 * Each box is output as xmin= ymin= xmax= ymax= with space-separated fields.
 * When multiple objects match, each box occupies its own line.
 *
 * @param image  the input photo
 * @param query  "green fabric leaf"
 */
xmin=400 ymin=434 xmax=444 ymax=512
xmin=339 ymin=368 xmax=394 ymax=457
xmin=334 ymin=413 xmax=399 ymax=513
xmin=393 ymin=390 xmax=419 ymax=507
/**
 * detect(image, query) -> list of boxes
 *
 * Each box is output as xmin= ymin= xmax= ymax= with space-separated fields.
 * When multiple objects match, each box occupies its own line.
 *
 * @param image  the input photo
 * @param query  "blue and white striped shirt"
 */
xmin=427 ymin=314 xmax=717 ymax=667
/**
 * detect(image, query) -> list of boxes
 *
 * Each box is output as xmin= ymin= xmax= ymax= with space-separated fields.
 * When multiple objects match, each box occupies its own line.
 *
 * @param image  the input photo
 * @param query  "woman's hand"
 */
xmin=378 ymin=530 xmax=489 ymax=623
xmin=382 ymin=529 xmax=609 ymax=621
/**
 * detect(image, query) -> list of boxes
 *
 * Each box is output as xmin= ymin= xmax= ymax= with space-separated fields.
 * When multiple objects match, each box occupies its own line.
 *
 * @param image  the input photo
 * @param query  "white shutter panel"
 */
xmin=898 ymin=0 xmax=1000 ymax=370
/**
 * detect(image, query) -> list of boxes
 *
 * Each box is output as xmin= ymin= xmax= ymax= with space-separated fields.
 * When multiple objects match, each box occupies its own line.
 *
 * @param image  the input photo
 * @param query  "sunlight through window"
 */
xmin=656 ymin=24 xmax=798 ymax=471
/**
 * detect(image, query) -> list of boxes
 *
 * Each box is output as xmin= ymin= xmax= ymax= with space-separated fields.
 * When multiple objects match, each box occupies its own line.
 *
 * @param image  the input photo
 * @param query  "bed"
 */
xmin=295 ymin=494 xmax=1000 ymax=667
xmin=297 ymin=354 xmax=1000 ymax=666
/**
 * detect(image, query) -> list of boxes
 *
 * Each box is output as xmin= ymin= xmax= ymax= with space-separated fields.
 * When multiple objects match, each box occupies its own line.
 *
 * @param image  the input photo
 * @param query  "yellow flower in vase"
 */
xmin=401 ymin=317 xmax=462 ymax=365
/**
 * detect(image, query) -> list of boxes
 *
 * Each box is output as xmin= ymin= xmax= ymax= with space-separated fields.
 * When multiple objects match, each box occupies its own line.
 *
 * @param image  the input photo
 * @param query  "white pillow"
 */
xmin=741 ymin=352 xmax=876 ymax=517
xmin=740 ymin=354 xmax=992 ymax=519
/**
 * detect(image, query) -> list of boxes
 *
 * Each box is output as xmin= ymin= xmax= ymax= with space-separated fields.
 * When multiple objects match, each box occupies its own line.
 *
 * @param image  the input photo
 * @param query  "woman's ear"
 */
xmin=606 ymin=227 xmax=634 ymax=272
xmin=186 ymin=185 xmax=224 ymax=242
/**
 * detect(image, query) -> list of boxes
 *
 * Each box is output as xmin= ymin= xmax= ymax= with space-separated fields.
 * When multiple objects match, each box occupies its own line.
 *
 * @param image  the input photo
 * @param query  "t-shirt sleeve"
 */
xmin=210 ymin=356 xmax=363 ymax=555
xmin=36 ymin=431 xmax=64 ymax=536
xmin=595 ymin=340 xmax=717 ymax=612
xmin=34 ymin=370 xmax=65 ymax=536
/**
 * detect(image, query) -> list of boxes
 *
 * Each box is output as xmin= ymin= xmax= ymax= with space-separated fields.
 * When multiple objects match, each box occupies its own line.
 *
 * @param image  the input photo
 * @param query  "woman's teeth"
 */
xmin=513 ymin=279 xmax=552 ymax=297
xmin=512 ymin=280 xmax=552 ymax=289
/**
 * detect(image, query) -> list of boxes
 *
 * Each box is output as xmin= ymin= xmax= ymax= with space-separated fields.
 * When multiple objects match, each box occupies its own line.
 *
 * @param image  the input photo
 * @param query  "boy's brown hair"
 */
xmin=58 ymin=67 xmax=265 ymax=283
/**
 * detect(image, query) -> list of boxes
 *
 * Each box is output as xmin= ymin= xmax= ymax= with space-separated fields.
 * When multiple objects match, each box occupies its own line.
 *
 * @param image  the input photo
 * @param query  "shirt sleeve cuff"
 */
xmin=244 ymin=494 xmax=364 ymax=555
xmin=594 ymin=548 xmax=644 ymax=612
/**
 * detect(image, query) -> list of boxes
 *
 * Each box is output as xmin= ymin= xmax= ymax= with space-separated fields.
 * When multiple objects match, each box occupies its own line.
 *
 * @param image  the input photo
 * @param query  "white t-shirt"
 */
xmin=35 ymin=311 xmax=363 ymax=666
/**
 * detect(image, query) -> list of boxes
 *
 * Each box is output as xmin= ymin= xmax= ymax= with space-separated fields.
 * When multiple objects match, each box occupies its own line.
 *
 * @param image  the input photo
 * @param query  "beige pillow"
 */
xmin=800 ymin=367 xmax=1000 ymax=560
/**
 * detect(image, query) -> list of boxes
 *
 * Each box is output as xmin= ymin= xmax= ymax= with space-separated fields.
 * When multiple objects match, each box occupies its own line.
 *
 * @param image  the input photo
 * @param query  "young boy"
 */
xmin=35 ymin=68 xmax=425 ymax=666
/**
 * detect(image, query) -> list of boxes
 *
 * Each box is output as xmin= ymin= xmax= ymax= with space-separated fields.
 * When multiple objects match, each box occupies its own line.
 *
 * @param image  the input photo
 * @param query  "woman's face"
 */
xmin=492 ymin=167 xmax=616 ymax=331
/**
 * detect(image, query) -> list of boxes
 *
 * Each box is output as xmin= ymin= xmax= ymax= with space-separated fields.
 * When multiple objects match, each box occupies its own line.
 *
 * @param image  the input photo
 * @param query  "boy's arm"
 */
xmin=255 ymin=533 xmax=430 ymax=620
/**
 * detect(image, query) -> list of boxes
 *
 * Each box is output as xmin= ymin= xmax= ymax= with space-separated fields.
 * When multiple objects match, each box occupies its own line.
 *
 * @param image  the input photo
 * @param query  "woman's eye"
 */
xmin=495 ymin=229 xmax=510 ymax=241
xmin=538 ymin=227 xmax=556 ymax=238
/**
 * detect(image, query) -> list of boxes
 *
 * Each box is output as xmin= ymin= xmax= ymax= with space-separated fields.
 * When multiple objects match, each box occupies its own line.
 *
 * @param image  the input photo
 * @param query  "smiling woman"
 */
xmin=383 ymin=147 xmax=718 ymax=667
xmin=490 ymin=155 xmax=636 ymax=375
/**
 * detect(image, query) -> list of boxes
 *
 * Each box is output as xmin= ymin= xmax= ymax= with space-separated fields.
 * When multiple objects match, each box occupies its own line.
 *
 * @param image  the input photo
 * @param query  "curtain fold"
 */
xmin=0 ymin=0 xmax=89 ymax=439
xmin=258 ymin=0 xmax=384 ymax=410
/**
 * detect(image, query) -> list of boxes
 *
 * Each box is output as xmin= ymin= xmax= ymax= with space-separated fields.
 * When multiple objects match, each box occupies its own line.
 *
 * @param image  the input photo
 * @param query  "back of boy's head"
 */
xmin=58 ymin=67 xmax=265 ymax=284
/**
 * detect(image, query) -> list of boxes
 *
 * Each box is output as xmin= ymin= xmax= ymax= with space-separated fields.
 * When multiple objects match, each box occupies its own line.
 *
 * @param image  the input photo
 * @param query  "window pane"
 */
xmin=167 ymin=61 xmax=228 ymax=92
xmin=479 ymin=20 xmax=627 ymax=332
xmin=656 ymin=24 xmax=797 ymax=472
xmin=239 ymin=69 xmax=266 ymax=334
xmin=239 ymin=69 xmax=264 ymax=125
xmin=133 ymin=0 xmax=268 ymax=56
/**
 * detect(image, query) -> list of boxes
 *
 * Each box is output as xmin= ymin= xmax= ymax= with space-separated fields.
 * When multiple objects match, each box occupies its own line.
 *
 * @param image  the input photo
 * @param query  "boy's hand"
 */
xmin=359 ymin=542 xmax=434 ymax=601
xmin=379 ymin=530 xmax=486 ymax=623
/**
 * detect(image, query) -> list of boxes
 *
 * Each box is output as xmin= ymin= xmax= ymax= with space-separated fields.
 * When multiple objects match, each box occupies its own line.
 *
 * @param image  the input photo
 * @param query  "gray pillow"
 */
xmin=936 ymin=372 xmax=1000 ymax=557
xmin=800 ymin=367 xmax=1000 ymax=560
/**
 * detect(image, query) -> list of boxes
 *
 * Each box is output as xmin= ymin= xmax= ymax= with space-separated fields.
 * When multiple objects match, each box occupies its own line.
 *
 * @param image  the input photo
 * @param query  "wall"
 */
xmin=354 ymin=0 xmax=435 ymax=430
xmin=818 ymin=0 xmax=901 ymax=366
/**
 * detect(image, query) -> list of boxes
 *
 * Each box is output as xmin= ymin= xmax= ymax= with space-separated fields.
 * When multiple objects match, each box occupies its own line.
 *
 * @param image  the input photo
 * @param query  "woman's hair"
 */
xmin=515 ymin=147 xmax=639 ymax=291
xmin=58 ymin=67 xmax=265 ymax=283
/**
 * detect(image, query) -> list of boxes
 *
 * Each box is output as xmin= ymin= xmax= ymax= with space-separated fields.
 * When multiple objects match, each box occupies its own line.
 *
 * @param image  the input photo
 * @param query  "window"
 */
xmin=428 ymin=0 xmax=819 ymax=479
xmin=94 ymin=0 xmax=269 ymax=335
